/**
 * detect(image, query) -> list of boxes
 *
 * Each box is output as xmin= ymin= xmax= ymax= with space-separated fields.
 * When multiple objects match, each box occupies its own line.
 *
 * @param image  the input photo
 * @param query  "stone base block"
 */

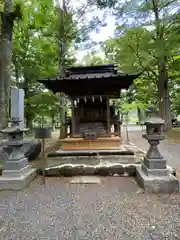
xmin=4 ymin=157 xmax=29 ymax=171
xmin=136 ymin=166 xmax=179 ymax=193
xmin=0 ymin=168 xmax=37 ymax=190
xmin=142 ymin=163 xmax=169 ymax=176
xmin=144 ymin=156 xmax=166 ymax=169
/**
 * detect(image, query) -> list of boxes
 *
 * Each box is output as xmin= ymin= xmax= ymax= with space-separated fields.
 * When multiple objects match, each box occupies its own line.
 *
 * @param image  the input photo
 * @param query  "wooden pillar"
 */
xmin=64 ymin=111 xmax=67 ymax=137
xmin=119 ymin=123 xmax=121 ymax=137
xmin=106 ymin=96 xmax=110 ymax=136
xmin=118 ymin=110 xmax=121 ymax=137
xmin=71 ymin=99 xmax=75 ymax=137
xmin=116 ymin=122 xmax=121 ymax=137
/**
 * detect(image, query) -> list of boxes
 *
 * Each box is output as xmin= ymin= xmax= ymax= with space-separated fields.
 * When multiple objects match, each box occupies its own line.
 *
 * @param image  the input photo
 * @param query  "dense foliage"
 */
xmin=0 ymin=0 xmax=180 ymax=132
xmin=0 ymin=0 xmax=102 ymax=130
xmin=99 ymin=0 xmax=180 ymax=129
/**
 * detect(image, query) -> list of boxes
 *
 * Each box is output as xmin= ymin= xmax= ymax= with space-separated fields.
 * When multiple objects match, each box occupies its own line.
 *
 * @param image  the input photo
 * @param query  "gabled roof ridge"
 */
xmin=65 ymin=64 xmax=117 ymax=76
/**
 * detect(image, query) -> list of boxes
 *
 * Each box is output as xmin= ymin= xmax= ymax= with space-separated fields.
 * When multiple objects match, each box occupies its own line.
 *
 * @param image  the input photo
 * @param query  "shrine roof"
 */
xmin=65 ymin=64 xmax=117 ymax=78
xmin=38 ymin=64 xmax=141 ymax=97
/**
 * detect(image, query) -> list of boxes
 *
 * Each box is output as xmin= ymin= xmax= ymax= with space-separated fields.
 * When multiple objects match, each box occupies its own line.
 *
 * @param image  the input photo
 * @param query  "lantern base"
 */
xmin=136 ymin=165 xmax=179 ymax=193
xmin=0 ymin=168 xmax=37 ymax=190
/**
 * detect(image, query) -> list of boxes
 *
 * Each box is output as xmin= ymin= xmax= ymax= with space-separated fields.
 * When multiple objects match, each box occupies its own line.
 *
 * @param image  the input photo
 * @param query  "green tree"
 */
xmin=10 ymin=0 xmax=105 ymax=133
xmin=103 ymin=28 xmax=158 ymax=120
xmin=0 ymin=1 xmax=22 ymax=132
xmin=97 ymin=0 xmax=180 ymax=130
xmin=11 ymin=0 xmax=77 ymax=129
xmin=81 ymin=51 xmax=110 ymax=65
xmin=27 ymin=91 xmax=60 ymax=129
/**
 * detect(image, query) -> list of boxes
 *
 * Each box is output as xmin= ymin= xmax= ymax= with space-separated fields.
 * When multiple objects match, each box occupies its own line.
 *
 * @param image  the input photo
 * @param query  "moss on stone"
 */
xmin=95 ymin=166 xmax=110 ymax=176
xmin=83 ymin=166 xmax=96 ymax=175
xmin=45 ymin=168 xmax=58 ymax=176
xmin=71 ymin=166 xmax=84 ymax=176
xmin=109 ymin=165 xmax=125 ymax=176
xmin=125 ymin=165 xmax=136 ymax=176
xmin=58 ymin=166 xmax=73 ymax=177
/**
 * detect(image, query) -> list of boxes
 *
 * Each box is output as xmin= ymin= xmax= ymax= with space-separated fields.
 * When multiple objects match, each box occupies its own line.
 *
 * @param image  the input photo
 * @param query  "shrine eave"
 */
xmin=38 ymin=73 xmax=140 ymax=97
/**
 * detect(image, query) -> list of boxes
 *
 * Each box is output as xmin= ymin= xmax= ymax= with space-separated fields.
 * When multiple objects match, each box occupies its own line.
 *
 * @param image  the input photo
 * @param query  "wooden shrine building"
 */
xmin=39 ymin=64 xmax=140 ymax=150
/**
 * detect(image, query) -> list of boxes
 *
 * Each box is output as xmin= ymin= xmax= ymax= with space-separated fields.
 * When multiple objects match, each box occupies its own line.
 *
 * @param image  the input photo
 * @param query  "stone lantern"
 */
xmin=143 ymin=116 xmax=166 ymax=167
xmin=145 ymin=116 xmax=165 ymax=135
xmin=136 ymin=116 xmax=179 ymax=193
xmin=2 ymin=119 xmax=29 ymax=166
xmin=0 ymin=118 xmax=37 ymax=190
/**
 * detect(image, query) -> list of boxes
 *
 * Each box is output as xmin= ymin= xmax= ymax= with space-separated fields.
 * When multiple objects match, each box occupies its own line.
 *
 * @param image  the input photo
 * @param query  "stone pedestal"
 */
xmin=0 ymin=167 xmax=37 ymax=190
xmin=0 ymin=120 xmax=37 ymax=190
xmin=136 ymin=166 xmax=179 ymax=193
xmin=136 ymin=117 xmax=179 ymax=193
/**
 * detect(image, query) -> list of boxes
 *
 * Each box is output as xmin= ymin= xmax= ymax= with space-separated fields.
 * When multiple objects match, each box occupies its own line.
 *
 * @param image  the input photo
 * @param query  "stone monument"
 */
xmin=136 ymin=116 xmax=179 ymax=193
xmin=0 ymin=118 xmax=37 ymax=190
xmin=0 ymin=88 xmax=41 ymax=162
xmin=11 ymin=88 xmax=24 ymax=128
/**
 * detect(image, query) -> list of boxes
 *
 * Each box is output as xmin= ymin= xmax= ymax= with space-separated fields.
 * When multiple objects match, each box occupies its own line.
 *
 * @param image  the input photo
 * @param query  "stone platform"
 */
xmin=60 ymin=137 xmax=121 ymax=150
xmin=48 ymin=144 xmax=136 ymax=164
xmin=41 ymin=144 xmax=137 ymax=177
xmin=36 ymin=142 xmax=176 ymax=180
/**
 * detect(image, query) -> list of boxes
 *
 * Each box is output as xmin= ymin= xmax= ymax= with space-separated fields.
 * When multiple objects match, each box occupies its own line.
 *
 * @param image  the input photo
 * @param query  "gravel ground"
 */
xmin=0 ymin=126 xmax=180 ymax=239
xmin=128 ymin=126 xmax=180 ymax=171
xmin=0 ymin=177 xmax=180 ymax=240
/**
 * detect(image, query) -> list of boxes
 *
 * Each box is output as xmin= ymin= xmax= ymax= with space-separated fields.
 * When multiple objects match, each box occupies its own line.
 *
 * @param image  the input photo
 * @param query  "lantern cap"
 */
xmin=1 ymin=126 xmax=29 ymax=133
xmin=144 ymin=116 xmax=165 ymax=125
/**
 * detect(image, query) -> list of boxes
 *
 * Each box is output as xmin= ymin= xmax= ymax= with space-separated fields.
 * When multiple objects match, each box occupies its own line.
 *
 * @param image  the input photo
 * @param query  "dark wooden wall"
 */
xmin=75 ymin=98 xmax=107 ymax=123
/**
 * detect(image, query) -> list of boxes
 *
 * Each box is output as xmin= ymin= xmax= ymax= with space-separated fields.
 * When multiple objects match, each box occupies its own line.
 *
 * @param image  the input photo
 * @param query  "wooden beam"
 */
xmin=74 ymin=95 xmax=109 ymax=99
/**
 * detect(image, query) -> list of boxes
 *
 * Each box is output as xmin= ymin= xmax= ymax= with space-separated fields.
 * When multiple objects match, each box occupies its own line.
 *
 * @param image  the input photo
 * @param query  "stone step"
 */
xmin=37 ymin=163 xmax=176 ymax=178
xmin=42 ymin=163 xmax=138 ymax=177
xmin=47 ymin=155 xmax=136 ymax=165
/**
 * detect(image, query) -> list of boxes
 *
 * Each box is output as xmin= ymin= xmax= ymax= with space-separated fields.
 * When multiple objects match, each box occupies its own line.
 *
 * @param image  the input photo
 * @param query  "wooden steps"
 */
xmin=60 ymin=137 xmax=121 ymax=150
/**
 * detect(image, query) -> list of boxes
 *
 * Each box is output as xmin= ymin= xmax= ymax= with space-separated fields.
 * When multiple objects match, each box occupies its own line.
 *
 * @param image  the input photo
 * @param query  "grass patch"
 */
xmin=165 ymin=128 xmax=180 ymax=144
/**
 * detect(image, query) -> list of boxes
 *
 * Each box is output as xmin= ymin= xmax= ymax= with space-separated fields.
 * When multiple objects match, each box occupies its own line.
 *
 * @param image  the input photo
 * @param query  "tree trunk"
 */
xmin=26 ymin=116 xmax=33 ymax=130
xmin=3 ymin=1 xmax=14 ymax=127
xmin=120 ymin=113 xmax=124 ymax=123
xmin=151 ymin=0 xmax=172 ymax=131
xmin=0 ymin=42 xmax=6 ymax=133
xmin=137 ymin=107 xmax=143 ymax=124
xmin=41 ymin=116 xmax=45 ymax=128
xmin=25 ymin=99 xmax=34 ymax=130
xmin=157 ymin=61 xmax=172 ymax=131
xmin=0 ymin=1 xmax=13 ymax=132
xmin=59 ymin=106 xmax=66 ymax=139
xmin=3 ymin=35 xmax=12 ymax=127
xmin=0 ymin=2 xmax=21 ymax=133
xmin=58 ymin=0 xmax=66 ymax=138
xmin=51 ymin=113 xmax=55 ymax=131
